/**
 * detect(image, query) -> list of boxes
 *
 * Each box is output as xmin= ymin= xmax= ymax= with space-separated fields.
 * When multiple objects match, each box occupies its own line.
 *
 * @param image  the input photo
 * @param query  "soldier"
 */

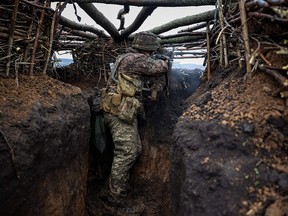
xmin=100 ymin=31 xmax=169 ymax=212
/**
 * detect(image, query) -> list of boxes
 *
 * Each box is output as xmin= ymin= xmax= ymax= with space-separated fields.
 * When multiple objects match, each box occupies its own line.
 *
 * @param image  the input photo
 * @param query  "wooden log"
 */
xmin=5 ymin=0 xmax=20 ymax=77
xmin=160 ymin=32 xmax=206 ymax=39
xmin=62 ymin=27 xmax=98 ymax=39
xmin=248 ymin=12 xmax=288 ymax=23
xmin=119 ymin=6 xmax=156 ymax=40
xmin=58 ymin=35 xmax=87 ymax=41
xmin=218 ymin=0 xmax=228 ymax=67
xmin=0 ymin=27 xmax=26 ymax=37
xmin=43 ymin=6 xmax=57 ymax=75
xmin=206 ymin=22 xmax=211 ymax=80
xmin=179 ymin=22 xmax=208 ymax=33
xmin=239 ymin=0 xmax=251 ymax=74
xmin=77 ymin=3 xmax=120 ymax=40
xmin=237 ymin=47 xmax=243 ymax=69
xmin=148 ymin=9 xmax=216 ymax=35
xmin=30 ymin=0 xmax=46 ymax=76
xmin=259 ymin=64 xmax=288 ymax=87
xmin=50 ymin=0 xmax=238 ymax=7
xmin=59 ymin=15 xmax=108 ymax=37
xmin=161 ymin=35 xmax=205 ymax=45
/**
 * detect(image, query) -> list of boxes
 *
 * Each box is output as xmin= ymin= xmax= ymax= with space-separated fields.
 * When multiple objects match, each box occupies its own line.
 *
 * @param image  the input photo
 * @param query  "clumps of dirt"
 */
xmin=0 ymin=74 xmax=83 ymax=126
xmin=183 ymin=67 xmax=287 ymax=153
xmin=172 ymin=65 xmax=288 ymax=216
xmin=0 ymin=74 xmax=90 ymax=215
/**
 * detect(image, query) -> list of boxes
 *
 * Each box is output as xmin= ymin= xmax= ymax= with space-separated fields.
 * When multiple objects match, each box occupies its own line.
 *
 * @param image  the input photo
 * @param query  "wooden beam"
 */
xmin=77 ymin=3 xmax=120 ymax=40
xmin=206 ymin=22 xmax=211 ymax=80
xmin=6 ymin=0 xmax=20 ymax=76
xmin=120 ymin=6 xmax=157 ymax=40
xmin=50 ymin=0 xmax=234 ymax=7
xmin=239 ymin=0 xmax=252 ymax=74
xmin=148 ymin=9 xmax=215 ymax=35
xmin=59 ymin=15 xmax=108 ymax=37
xmin=162 ymin=35 xmax=205 ymax=44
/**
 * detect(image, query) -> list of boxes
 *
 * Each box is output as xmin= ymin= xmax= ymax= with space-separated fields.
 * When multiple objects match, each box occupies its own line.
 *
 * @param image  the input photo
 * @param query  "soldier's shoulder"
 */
xmin=122 ymin=52 xmax=144 ymax=61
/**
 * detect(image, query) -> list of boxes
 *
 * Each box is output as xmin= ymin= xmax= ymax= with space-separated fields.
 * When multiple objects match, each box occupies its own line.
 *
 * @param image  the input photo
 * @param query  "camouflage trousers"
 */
xmin=103 ymin=112 xmax=142 ymax=198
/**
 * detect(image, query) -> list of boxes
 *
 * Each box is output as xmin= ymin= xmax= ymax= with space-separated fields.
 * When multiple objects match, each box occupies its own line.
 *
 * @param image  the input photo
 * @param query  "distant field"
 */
xmin=57 ymin=58 xmax=204 ymax=70
xmin=172 ymin=63 xmax=204 ymax=70
xmin=56 ymin=58 xmax=73 ymax=67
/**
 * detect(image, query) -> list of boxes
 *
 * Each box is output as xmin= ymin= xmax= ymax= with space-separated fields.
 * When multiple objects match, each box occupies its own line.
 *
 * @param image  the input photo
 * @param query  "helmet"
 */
xmin=132 ymin=31 xmax=160 ymax=51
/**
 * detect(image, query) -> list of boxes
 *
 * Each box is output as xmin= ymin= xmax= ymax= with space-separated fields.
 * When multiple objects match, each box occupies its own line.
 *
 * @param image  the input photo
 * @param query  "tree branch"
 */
xmin=120 ymin=6 xmax=157 ymax=39
xmin=59 ymin=15 xmax=109 ymax=37
xmin=77 ymin=3 xmax=121 ymax=41
xmin=50 ymin=0 xmax=234 ymax=7
xmin=161 ymin=35 xmax=205 ymax=45
xmin=60 ymin=27 xmax=98 ymax=39
xmin=148 ymin=9 xmax=215 ymax=35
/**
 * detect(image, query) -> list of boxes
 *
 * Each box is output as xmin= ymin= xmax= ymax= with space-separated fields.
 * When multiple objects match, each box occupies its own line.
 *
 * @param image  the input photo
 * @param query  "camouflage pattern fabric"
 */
xmin=103 ymin=112 xmax=142 ymax=198
xmin=118 ymin=48 xmax=168 ymax=78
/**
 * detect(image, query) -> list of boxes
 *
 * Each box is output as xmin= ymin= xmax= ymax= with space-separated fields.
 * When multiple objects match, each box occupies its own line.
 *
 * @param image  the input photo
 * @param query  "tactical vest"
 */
xmin=101 ymin=54 xmax=143 ymax=123
xmin=110 ymin=53 xmax=143 ymax=97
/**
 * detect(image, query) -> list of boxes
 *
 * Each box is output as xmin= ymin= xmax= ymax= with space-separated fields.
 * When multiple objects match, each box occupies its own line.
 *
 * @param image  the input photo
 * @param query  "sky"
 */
xmin=52 ymin=3 xmax=214 ymax=65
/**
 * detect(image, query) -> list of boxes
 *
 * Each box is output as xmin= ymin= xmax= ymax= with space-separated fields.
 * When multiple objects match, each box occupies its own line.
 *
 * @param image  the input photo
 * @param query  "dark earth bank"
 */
xmin=0 ymin=75 xmax=90 ymax=215
xmin=171 ymin=66 xmax=288 ymax=216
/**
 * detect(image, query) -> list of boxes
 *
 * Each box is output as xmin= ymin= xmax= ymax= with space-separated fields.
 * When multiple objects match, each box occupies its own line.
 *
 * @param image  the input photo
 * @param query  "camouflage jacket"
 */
xmin=107 ymin=48 xmax=168 ymax=93
xmin=117 ymin=48 xmax=168 ymax=78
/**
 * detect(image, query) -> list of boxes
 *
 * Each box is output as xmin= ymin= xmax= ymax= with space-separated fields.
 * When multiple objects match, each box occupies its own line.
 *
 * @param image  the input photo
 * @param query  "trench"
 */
xmin=84 ymin=67 xmax=202 ymax=215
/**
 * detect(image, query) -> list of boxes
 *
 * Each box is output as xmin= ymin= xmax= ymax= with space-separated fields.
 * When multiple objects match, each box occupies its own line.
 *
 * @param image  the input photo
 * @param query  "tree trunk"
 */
xmin=148 ymin=9 xmax=215 ymax=35
xmin=120 ymin=6 xmax=157 ymax=40
xmin=162 ymin=35 xmax=205 ymax=45
xmin=77 ymin=3 xmax=120 ymax=41
xmin=59 ymin=15 xmax=108 ymax=38
xmin=51 ymin=0 xmax=236 ymax=7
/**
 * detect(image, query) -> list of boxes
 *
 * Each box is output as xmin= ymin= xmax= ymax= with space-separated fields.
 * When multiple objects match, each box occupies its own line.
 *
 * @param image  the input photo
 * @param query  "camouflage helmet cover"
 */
xmin=132 ymin=31 xmax=161 ymax=51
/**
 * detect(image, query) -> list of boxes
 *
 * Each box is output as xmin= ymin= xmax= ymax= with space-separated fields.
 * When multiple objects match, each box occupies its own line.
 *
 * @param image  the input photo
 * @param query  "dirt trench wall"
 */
xmin=0 ymin=76 xmax=90 ymax=216
xmin=170 ymin=67 xmax=288 ymax=216
xmin=171 ymin=119 xmax=256 ymax=216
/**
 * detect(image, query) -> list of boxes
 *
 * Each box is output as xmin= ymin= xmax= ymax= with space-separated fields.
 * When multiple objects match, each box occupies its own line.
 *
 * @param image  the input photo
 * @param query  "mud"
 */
xmin=171 ymin=66 xmax=288 ymax=216
xmin=0 ymin=75 xmax=90 ymax=215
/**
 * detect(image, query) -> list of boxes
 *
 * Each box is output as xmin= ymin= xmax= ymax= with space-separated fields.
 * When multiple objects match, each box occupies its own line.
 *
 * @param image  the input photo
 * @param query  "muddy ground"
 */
xmin=0 ymin=75 xmax=90 ymax=215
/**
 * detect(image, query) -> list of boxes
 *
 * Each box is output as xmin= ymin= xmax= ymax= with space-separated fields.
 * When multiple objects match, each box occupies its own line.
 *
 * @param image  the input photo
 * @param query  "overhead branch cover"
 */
xmin=161 ymin=35 xmax=205 ymax=45
xmin=148 ymin=9 xmax=216 ymax=35
xmin=62 ymin=27 xmax=99 ymax=39
xmin=120 ymin=6 xmax=157 ymax=39
xmin=50 ymin=0 xmax=231 ymax=7
xmin=59 ymin=16 xmax=108 ymax=37
xmin=77 ymin=3 xmax=121 ymax=40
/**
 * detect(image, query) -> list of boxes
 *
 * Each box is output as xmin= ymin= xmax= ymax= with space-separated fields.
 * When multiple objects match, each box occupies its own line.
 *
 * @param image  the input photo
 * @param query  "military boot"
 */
xmin=100 ymin=190 xmax=144 ymax=214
